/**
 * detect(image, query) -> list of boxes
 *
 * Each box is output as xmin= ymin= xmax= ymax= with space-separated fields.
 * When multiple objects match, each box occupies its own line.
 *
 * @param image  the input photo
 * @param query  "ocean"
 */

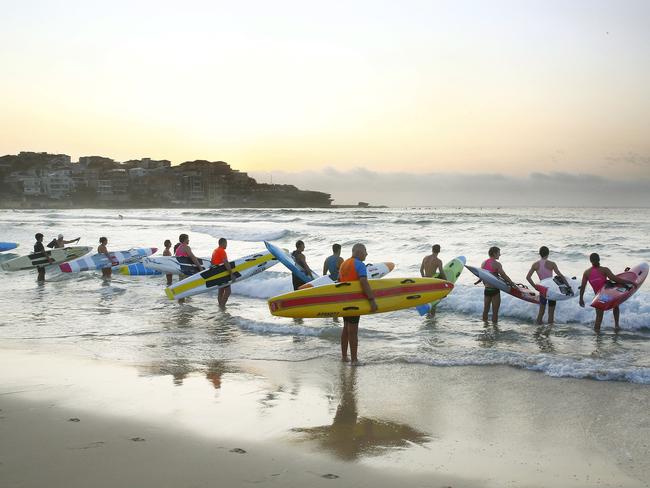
xmin=1 ymin=207 xmax=649 ymax=384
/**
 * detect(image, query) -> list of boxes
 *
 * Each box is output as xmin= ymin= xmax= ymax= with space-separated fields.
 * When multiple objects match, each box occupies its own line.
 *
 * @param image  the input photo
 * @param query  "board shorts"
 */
xmin=344 ymin=316 xmax=360 ymax=325
xmin=292 ymin=274 xmax=306 ymax=291
xmin=484 ymin=288 xmax=500 ymax=297
xmin=540 ymin=296 xmax=556 ymax=306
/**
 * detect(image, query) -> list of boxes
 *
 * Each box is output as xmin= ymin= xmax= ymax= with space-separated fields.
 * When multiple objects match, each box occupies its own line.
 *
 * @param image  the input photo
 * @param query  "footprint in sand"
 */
xmin=130 ymin=437 xmax=146 ymax=442
xmin=229 ymin=448 xmax=247 ymax=454
xmin=321 ymin=474 xmax=340 ymax=479
xmin=68 ymin=418 xmax=81 ymax=422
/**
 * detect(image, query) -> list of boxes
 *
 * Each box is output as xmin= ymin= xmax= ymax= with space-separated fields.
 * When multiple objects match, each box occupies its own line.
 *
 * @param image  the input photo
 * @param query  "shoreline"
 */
xmin=1 ymin=344 xmax=649 ymax=487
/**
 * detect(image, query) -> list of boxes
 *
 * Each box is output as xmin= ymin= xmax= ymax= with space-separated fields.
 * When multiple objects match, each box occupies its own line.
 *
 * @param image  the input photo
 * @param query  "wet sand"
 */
xmin=1 ymin=345 xmax=649 ymax=488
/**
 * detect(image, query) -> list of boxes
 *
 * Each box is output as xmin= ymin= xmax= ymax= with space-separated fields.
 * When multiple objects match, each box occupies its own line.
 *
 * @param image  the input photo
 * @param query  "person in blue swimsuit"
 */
xmin=323 ymin=243 xmax=344 ymax=281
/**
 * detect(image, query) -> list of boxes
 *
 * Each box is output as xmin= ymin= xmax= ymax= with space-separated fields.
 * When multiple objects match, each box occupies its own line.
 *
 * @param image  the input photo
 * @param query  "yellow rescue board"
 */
xmin=268 ymin=277 xmax=453 ymax=318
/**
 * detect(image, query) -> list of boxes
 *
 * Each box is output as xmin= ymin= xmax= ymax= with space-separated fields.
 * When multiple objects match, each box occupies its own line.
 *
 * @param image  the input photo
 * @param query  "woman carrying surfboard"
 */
xmin=579 ymin=253 xmax=635 ymax=332
xmin=526 ymin=246 xmax=568 ymax=326
xmin=480 ymin=247 xmax=515 ymax=325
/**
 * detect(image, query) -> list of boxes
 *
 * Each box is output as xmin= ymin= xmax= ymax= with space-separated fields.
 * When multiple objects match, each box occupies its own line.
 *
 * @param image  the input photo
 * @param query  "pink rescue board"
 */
xmin=591 ymin=262 xmax=648 ymax=311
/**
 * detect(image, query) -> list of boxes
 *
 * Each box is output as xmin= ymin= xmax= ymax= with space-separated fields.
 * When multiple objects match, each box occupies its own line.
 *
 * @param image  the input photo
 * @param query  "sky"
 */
xmin=1 ymin=0 xmax=649 ymax=205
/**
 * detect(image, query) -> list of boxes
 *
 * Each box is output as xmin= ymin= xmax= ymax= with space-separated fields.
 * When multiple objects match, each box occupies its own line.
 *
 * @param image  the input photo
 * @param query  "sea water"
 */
xmin=0 ymin=207 xmax=649 ymax=384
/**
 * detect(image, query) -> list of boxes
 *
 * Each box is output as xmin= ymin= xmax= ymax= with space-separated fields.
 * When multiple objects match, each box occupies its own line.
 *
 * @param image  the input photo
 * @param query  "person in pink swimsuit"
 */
xmin=526 ymin=246 xmax=567 ymax=325
xmin=579 ymin=253 xmax=634 ymax=332
xmin=480 ymin=246 xmax=514 ymax=324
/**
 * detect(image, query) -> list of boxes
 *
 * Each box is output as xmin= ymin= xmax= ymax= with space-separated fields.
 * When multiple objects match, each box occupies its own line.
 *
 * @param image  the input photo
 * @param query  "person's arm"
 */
xmin=552 ymin=263 xmax=568 ymax=284
xmin=223 ymin=256 xmax=235 ymax=281
xmin=296 ymin=254 xmax=315 ymax=278
xmin=604 ymin=267 xmax=635 ymax=286
xmin=186 ymin=246 xmax=203 ymax=270
xmin=525 ymin=264 xmax=536 ymax=289
xmin=496 ymin=263 xmax=515 ymax=286
xmin=579 ymin=270 xmax=589 ymax=307
xmin=323 ymin=258 xmax=329 ymax=276
xmin=420 ymin=258 xmax=426 ymax=278
xmin=437 ymin=261 xmax=447 ymax=281
xmin=64 ymin=238 xmax=80 ymax=245
xmin=359 ymin=276 xmax=378 ymax=313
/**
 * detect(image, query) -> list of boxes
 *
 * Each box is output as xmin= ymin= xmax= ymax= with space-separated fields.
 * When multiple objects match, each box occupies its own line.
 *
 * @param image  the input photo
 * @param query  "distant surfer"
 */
xmin=420 ymin=244 xmax=447 ymax=318
xmin=526 ymin=246 xmax=568 ymax=325
xmin=49 ymin=234 xmax=80 ymax=249
xmin=163 ymin=239 xmax=173 ymax=286
xmin=97 ymin=236 xmax=112 ymax=279
xmin=34 ymin=232 xmax=54 ymax=282
xmin=338 ymin=243 xmax=378 ymax=364
xmin=480 ymin=246 xmax=515 ymax=324
xmin=291 ymin=240 xmax=316 ymax=290
xmin=579 ymin=253 xmax=634 ymax=332
xmin=323 ymin=243 xmax=344 ymax=281
xmin=211 ymin=238 xmax=235 ymax=308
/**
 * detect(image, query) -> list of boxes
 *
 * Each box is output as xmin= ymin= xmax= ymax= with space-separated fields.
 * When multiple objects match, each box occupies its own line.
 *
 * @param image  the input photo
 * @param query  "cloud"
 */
xmin=250 ymin=168 xmax=650 ymax=207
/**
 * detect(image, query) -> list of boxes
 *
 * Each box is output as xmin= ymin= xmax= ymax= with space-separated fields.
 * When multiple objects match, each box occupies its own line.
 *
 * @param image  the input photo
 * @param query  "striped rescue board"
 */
xmin=165 ymin=251 xmax=278 ymax=300
xmin=268 ymin=277 xmax=454 ymax=318
xmin=1 ymin=246 xmax=93 ymax=271
xmin=116 ymin=262 xmax=162 ymax=276
xmin=59 ymin=247 xmax=158 ymax=272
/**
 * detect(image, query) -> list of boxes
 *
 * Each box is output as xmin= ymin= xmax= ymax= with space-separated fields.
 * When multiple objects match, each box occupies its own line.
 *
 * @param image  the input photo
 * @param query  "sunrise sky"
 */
xmin=1 ymin=0 xmax=649 ymax=204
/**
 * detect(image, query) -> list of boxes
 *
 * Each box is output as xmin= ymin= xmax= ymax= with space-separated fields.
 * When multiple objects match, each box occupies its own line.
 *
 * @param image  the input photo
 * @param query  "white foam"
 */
xmin=231 ymin=271 xmax=293 ymax=299
xmin=191 ymin=225 xmax=289 ymax=242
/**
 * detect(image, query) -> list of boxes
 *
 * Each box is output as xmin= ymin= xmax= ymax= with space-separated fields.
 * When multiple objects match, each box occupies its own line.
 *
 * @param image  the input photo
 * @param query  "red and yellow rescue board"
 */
xmin=268 ymin=277 xmax=453 ymax=318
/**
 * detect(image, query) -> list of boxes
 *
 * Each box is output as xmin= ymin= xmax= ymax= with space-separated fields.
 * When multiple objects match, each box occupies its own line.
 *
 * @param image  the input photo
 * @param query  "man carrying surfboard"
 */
xmin=579 ymin=253 xmax=635 ymax=332
xmin=526 ymin=246 xmax=568 ymax=325
xmin=291 ymin=240 xmax=316 ymax=290
xmin=323 ymin=243 xmax=344 ymax=281
xmin=420 ymin=244 xmax=447 ymax=318
xmin=211 ymin=238 xmax=235 ymax=308
xmin=480 ymin=246 xmax=515 ymax=324
xmin=339 ymin=243 xmax=378 ymax=364
xmin=34 ymin=233 xmax=54 ymax=282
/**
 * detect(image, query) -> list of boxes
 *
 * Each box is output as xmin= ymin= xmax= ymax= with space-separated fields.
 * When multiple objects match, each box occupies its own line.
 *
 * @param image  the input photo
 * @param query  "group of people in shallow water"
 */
xmin=30 ymin=232 xmax=637 ymax=363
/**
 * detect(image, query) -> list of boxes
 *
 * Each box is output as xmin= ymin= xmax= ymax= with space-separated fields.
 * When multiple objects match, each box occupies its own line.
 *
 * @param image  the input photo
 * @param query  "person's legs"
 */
xmin=536 ymin=303 xmax=546 ymax=325
xmin=482 ymin=293 xmax=491 ymax=322
xmin=166 ymin=273 xmax=173 ymax=286
xmin=548 ymin=301 xmax=556 ymax=324
xmin=594 ymin=309 xmax=604 ymax=332
xmin=348 ymin=322 xmax=359 ymax=363
xmin=492 ymin=293 xmax=501 ymax=324
xmin=37 ymin=266 xmax=45 ymax=282
xmin=613 ymin=306 xmax=620 ymax=330
xmin=341 ymin=321 xmax=350 ymax=361
xmin=218 ymin=285 xmax=231 ymax=307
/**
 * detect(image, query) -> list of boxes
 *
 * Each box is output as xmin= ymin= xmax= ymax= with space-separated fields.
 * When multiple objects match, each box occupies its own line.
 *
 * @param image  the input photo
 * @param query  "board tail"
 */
xmin=164 ymin=287 xmax=176 ymax=300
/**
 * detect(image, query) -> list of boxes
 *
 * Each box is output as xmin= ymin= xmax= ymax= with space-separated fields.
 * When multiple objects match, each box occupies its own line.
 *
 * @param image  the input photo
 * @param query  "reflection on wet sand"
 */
xmin=291 ymin=365 xmax=429 ymax=460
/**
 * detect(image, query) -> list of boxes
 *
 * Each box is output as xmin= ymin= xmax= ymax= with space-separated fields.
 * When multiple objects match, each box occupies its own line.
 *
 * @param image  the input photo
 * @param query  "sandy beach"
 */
xmin=1 ymin=344 xmax=648 ymax=488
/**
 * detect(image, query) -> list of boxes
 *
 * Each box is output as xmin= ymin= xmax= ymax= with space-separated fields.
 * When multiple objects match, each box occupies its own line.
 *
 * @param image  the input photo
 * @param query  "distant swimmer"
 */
xmin=579 ymin=253 xmax=634 ymax=332
xmin=526 ymin=246 xmax=567 ymax=325
xmin=323 ymin=243 xmax=344 ymax=281
xmin=291 ymin=240 xmax=316 ymax=290
xmin=211 ymin=238 xmax=234 ymax=308
xmin=97 ymin=236 xmax=112 ymax=279
xmin=163 ymin=239 xmax=173 ymax=286
xmin=339 ymin=243 xmax=377 ymax=364
xmin=48 ymin=234 xmax=80 ymax=249
xmin=420 ymin=244 xmax=447 ymax=318
xmin=480 ymin=246 xmax=514 ymax=324
xmin=118 ymin=214 xmax=124 ymax=220
xmin=34 ymin=232 xmax=54 ymax=282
